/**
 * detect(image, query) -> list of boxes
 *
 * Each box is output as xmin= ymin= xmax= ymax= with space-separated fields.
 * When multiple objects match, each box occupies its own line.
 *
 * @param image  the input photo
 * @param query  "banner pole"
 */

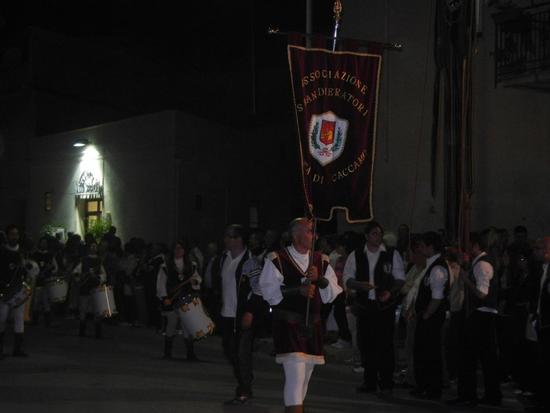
xmin=332 ymin=1 xmax=343 ymax=51
xmin=305 ymin=1 xmax=339 ymax=326
xmin=305 ymin=217 xmax=317 ymax=328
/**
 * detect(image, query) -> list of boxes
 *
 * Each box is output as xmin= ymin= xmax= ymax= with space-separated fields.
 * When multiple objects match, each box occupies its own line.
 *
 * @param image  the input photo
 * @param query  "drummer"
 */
xmin=72 ymin=240 xmax=107 ymax=339
xmin=0 ymin=225 xmax=29 ymax=358
xmin=156 ymin=239 xmax=201 ymax=361
xmin=31 ymin=236 xmax=59 ymax=327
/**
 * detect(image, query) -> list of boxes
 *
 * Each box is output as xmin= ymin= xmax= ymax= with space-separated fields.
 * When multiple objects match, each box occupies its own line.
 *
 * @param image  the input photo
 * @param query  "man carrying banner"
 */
xmin=259 ymin=218 xmax=342 ymax=413
xmin=282 ymin=12 xmax=389 ymax=410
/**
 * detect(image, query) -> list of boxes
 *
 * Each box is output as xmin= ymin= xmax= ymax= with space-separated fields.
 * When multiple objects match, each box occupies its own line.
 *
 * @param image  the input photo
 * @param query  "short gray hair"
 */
xmin=288 ymin=217 xmax=312 ymax=236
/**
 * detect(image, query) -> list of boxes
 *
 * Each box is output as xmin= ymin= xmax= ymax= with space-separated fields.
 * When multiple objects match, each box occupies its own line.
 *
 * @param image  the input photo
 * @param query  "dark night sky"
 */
xmin=0 ymin=1 xmax=336 ymax=125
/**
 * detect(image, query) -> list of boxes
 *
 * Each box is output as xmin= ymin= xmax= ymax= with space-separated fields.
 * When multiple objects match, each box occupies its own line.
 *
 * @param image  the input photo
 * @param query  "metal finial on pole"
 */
xmin=332 ymin=0 xmax=343 ymax=51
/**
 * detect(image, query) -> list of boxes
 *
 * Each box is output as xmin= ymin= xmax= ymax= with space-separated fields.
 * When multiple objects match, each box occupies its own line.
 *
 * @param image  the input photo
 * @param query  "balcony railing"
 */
xmin=494 ymin=3 xmax=550 ymax=86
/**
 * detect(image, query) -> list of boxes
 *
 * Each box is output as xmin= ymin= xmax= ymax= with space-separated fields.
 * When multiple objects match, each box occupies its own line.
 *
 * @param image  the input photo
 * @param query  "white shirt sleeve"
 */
xmin=258 ymin=259 xmax=284 ymax=306
xmin=190 ymin=270 xmax=202 ymax=291
xmin=392 ymin=251 xmax=406 ymax=281
xmin=473 ymin=261 xmax=493 ymax=296
xmin=342 ymin=251 xmax=357 ymax=287
xmin=72 ymin=263 xmax=82 ymax=275
xmin=156 ymin=266 xmax=168 ymax=299
xmin=51 ymin=257 xmax=59 ymax=276
xmin=319 ymin=263 xmax=343 ymax=304
xmin=99 ymin=265 xmax=107 ymax=284
xmin=429 ymin=265 xmax=448 ymax=299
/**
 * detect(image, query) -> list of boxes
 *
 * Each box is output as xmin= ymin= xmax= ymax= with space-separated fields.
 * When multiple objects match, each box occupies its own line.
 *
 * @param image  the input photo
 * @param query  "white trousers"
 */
xmin=282 ymin=360 xmax=315 ymax=406
xmin=0 ymin=301 xmax=25 ymax=333
xmin=164 ymin=310 xmax=190 ymax=338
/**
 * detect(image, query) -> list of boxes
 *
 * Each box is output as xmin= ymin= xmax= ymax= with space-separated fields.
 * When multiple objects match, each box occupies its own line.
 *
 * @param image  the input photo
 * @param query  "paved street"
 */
xmin=0 ymin=320 xmax=524 ymax=413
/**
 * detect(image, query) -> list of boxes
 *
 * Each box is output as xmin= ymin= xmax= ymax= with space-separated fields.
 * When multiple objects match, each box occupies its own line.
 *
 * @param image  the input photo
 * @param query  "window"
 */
xmin=85 ymin=199 xmax=103 ymax=232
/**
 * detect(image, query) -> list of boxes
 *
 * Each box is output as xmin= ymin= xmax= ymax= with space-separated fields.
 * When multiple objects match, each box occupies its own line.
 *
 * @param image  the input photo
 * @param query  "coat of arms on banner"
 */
xmin=308 ymin=111 xmax=349 ymax=166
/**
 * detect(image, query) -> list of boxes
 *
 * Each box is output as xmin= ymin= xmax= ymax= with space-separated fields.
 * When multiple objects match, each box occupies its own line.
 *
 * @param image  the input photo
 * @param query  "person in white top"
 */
xmin=343 ymin=221 xmax=405 ymax=394
xmin=156 ymin=240 xmax=201 ymax=361
xmin=214 ymin=225 xmax=257 ymax=405
xmin=412 ymin=232 xmax=449 ymax=400
xmin=72 ymin=241 xmax=107 ymax=339
xmin=449 ymin=230 xmax=501 ymax=407
xmin=259 ymin=218 xmax=342 ymax=413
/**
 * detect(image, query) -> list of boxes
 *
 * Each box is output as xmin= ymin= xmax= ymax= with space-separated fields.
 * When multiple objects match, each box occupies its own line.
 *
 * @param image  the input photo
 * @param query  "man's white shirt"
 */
xmin=342 ymin=244 xmax=405 ymax=300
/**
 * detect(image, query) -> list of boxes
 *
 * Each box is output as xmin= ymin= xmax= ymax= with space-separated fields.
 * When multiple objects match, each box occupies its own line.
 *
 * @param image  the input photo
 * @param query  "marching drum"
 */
xmin=46 ymin=278 xmax=69 ymax=303
xmin=24 ymin=259 xmax=40 ymax=280
xmin=92 ymin=285 xmax=118 ymax=318
xmin=177 ymin=294 xmax=215 ymax=341
xmin=3 ymin=282 xmax=32 ymax=309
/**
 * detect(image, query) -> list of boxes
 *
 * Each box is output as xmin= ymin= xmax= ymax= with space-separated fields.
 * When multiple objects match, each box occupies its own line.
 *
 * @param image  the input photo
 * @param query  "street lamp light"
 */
xmin=73 ymin=138 xmax=89 ymax=148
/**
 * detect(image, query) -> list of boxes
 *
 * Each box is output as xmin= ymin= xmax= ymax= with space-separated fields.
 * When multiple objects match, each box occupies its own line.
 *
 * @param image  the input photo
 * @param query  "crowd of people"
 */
xmin=0 ymin=221 xmax=549 ymax=413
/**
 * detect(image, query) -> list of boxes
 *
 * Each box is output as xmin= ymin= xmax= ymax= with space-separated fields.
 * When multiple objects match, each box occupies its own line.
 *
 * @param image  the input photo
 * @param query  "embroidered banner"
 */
xmin=288 ymin=42 xmax=382 ymax=223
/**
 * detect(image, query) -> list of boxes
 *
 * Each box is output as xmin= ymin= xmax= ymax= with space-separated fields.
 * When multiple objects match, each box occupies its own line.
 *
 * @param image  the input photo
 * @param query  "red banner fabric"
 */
xmin=288 ymin=43 xmax=382 ymax=223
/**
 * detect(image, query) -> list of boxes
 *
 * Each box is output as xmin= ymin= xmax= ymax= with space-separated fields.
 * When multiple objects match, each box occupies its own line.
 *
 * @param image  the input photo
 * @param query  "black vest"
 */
xmin=79 ymin=255 xmax=102 ymax=294
xmin=467 ymin=254 xmax=498 ymax=313
xmin=214 ymin=250 xmax=252 ymax=317
xmin=32 ymin=250 xmax=55 ymax=285
xmin=164 ymin=258 xmax=194 ymax=297
xmin=0 ymin=246 xmax=24 ymax=291
xmin=415 ymin=255 xmax=450 ymax=315
xmin=270 ymin=249 xmax=327 ymax=317
xmin=354 ymin=246 xmax=395 ymax=306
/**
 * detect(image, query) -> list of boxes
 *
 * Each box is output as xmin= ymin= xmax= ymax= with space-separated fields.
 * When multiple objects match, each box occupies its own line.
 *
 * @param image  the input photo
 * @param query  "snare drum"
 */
xmin=24 ymin=259 xmax=40 ymax=280
xmin=3 ymin=282 xmax=32 ymax=309
xmin=46 ymin=278 xmax=69 ymax=303
xmin=177 ymin=294 xmax=215 ymax=341
xmin=92 ymin=284 xmax=118 ymax=318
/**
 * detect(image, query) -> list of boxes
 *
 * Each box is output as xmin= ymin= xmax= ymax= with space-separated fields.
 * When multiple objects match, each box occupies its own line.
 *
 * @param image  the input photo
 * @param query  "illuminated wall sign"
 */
xmin=75 ymin=170 xmax=103 ymax=199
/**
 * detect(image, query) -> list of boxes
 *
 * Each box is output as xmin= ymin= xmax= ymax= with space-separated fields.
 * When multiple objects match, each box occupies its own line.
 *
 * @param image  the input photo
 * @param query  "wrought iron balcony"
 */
xmin=494 ymin=2 xmax=550 ymax=90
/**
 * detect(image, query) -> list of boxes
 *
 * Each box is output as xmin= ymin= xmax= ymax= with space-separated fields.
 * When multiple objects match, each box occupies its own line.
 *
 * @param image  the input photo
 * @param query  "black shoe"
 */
xmin=478 ymin=397 xmax=501 ymax=406
xmin=224 ymin=395 xmax=250 ymax=405
xmin=524 ymin=406 xmax=546 ymax=413
xmin=420 ymin=392 xmax=441 ymax=400
xmin=410 ymin=387 xmax=426 ymax=397
xmin=186 ymin=353 xmax=199 ymax=362
xmin=356 ymin=383 xmax=377 ymax=394
xmin=44 ymin=312 xmax=52 ymax=328
xmin=184 ymin=339 xmax=197 ymax=361
xmin=31 ymin=312 xmax=40 ymax=326
xmin=12 ymin=333 xmax=28 ymax=357
xmin=446 ymin=397 xmax=478 ymax=407
xmin=163 ymin=336 xmax=173 ymax=359
xmin=377 ymin=388 xmax=393 ymax=397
